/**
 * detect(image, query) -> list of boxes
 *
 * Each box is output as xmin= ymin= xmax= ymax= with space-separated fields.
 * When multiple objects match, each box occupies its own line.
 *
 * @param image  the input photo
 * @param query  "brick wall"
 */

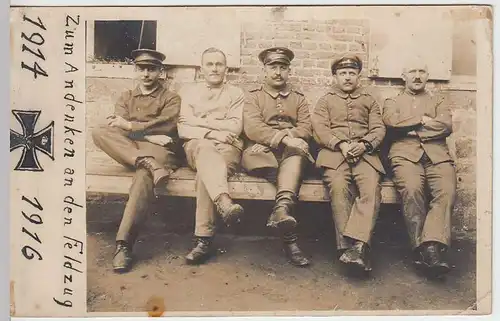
xmin=86 ymin=16 xmax=477 ymax=236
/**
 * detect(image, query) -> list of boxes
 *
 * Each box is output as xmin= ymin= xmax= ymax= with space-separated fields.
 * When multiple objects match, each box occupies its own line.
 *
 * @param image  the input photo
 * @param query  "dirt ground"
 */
xmin=87 ymin=197 xmax=476 ymax=314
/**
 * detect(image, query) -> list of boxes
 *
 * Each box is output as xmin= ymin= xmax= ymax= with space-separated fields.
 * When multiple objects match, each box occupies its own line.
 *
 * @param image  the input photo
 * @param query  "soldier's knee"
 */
xmin=91 ymin=125 xmax=108 ymax=143
xmin=401 ymin=180 xmax=424 ymax=199
xmin=323 ymin=169 xmax=349 ymax=189
xmin=195 ymin=139 xmax=217 ymax=154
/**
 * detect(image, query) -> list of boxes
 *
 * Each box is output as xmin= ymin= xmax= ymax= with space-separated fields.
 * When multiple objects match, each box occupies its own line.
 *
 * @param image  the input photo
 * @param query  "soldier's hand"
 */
xmin=421 ymin=115 xmax=433 ymax=124
xmin=251 ymin=143 xmax=270 ymax=153
xmin=283 ymin=137 xmax=309 ymax=154
xmin=339 ymin=142 xmax=351 ymax=160
xmin=145 ymin=135 xmax=173 ymax=146
xmin=348 ymin=142 xmax=366 ymax=157
xmin=346 ymin=156 xmax=361 ymax=165
xmin=108 ymin=115 xmax=132 ymax=131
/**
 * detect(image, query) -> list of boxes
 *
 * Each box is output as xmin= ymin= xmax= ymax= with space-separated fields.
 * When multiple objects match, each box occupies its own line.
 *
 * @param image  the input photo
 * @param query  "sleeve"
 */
xmin=311 ymin=96 xmax=349 ymax=150
xmin=243 ymin=92 xmax=287 ymax=149
xmin=129 ymin=94 xmax=181 ymax=136
xmin=204 ymin=88 xmax=244 ymax=135
xmin=382 ymin=97 xmax=423 ymax=129
xmin=416 ymin=96 xmax=452 ymax=142
xmin=286 ymin=94 xmax=312 ymax=141
xmin=177 ymin=87 xmax=211 ymax=140
xmin=360 ymin=97 xmax=386 ymax=152
xmin=114 ymin=91 xmax=130 ymax=119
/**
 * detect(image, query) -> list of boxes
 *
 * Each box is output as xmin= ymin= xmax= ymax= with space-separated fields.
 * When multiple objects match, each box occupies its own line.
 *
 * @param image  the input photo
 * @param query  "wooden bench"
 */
xmin=86 ymin=152 xmax=400 ymax=204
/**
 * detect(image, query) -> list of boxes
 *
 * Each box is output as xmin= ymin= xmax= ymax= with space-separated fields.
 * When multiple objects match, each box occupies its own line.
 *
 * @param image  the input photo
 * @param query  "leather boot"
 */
xmin=339 ymin=240 xmax=372 ymax=273
xmin=113 ymin=241 xmax=133 ymax=273
xmin=136 ymin=156 xmax=172 ymax=187
xmin=185 ymin=237 xmax=213 ymax=265
xmin=283 ymin=232 xmax=310 ymax=267
xmin=416 ymin=242 xmax=451 ymax=277
xmin=214 ymin=193 xmax=243 ymax=226
xmin=267 ymin=191 xmax=297 ymax=232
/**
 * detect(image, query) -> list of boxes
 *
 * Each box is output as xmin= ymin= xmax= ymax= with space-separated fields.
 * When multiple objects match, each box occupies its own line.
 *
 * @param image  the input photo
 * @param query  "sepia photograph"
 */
xmin=84 ymin=5 xmax=488 ymax=315
xmin=9 ymin=3 xmax=493 ymax=318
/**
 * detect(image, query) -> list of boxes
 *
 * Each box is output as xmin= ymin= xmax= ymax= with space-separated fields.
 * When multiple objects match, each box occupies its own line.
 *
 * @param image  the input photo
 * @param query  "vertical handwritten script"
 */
xmin=53 ymin=14 xmax=84 ymax=309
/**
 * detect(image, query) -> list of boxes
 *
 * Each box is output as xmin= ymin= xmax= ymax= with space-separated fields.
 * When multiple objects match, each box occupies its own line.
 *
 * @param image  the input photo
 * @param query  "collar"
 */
xmin=262 ymin=83 xmax=291 ymax=99
xmin=403 ymin=88 xmax=430 ymax=97
xmin=205 ymin=82 xmax=225 ymax=90
xmin=328 ymin=85 xmax=365 ymax=99
xmin=132 ymin=83 xmax=163 ymax=97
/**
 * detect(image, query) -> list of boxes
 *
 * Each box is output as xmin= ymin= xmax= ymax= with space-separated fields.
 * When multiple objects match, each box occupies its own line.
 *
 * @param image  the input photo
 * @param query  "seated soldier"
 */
xmin=177 ymin=47 xmax=245 ymax=265
xmin=383 ymin=59 xmax=456 ymax=278
xmin=312 ymin=54 xmax=386 ymax=275
xmin=92 ymin=49 xmax=181 ymax=273
xmin=242 ymin=47 xmax=313 ymax=267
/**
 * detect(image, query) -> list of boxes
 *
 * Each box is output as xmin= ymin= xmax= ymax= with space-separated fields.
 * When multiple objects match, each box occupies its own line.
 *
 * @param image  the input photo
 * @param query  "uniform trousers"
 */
xmin=92 ymin=125 xmax=179 ymax=243
xmin=322 ymin=160 xmax=382 ymax=250
xmin=245 ymin=146 xmax=307 ymax=195
xmin=390 ymin=153 xmax=456 ymax=249
xmin=184 ymin=139 xmax=241 ymax=237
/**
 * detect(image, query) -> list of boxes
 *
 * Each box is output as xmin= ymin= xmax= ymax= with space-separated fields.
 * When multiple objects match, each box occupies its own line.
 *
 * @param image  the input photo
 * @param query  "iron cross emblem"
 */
xmin=10 ymin=110 xmax=55 ymax=171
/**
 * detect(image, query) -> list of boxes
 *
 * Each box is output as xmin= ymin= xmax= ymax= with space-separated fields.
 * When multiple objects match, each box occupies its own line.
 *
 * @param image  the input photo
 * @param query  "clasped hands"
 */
xmin=107 ymin=115 xmax=173 ymax=146
xmin=339 ymin=141 xmax=367 ymax=165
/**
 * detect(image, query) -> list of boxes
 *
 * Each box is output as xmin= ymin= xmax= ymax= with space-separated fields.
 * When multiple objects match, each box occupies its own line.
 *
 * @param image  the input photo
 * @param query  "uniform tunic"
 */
xmin=383 ymin=89 xmax=456 ymax=248
xmin=92 ymin=83 xmax=181 ymax=242
xmin=177 ymin=82 xmax=245 ymax=237
xmin=312 ymin=85 xmax=386 ymax=249
xmin=242 ymin=84 xmax=312 ymax=172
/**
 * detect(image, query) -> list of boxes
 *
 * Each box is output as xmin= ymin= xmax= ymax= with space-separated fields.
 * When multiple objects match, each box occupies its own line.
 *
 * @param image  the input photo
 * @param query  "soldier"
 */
xmin=311 ymin=54 xmax=386 ymax=274
xmin=92 ymin=49 xmax=181 ymax=273
xmin=242 ymin=47 xmax=312 ymax=267
xmin=383 ymin=61 xmax=456 ymax=278
xmin=177 ymin=47 xmax=245 ymax=265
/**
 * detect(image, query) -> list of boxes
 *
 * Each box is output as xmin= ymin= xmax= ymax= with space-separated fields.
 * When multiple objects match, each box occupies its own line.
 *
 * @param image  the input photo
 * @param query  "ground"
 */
xmin=86 ymin=196 xmax=476 ymax=314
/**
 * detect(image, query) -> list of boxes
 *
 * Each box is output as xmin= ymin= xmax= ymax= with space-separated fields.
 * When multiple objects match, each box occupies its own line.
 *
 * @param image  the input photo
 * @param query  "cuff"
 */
xmin=270 ymin=130 xmax=288 ymax=149
xmin=130 ymin=121 xmax=147 ymax=132
xmin=327 ymin=136 xmax=343 ymax=151
xmin=360 ymin=139 xmax=374 ymax=154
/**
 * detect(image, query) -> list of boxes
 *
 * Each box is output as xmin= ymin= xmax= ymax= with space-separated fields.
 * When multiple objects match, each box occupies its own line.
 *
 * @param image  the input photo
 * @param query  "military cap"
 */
xmin=258 ymin=47 xmax=295 ymax=65
xmin=131 ymin=48 xmax=166 ymax=67
xmin=331 ymin=54 xmax=362 ymax=74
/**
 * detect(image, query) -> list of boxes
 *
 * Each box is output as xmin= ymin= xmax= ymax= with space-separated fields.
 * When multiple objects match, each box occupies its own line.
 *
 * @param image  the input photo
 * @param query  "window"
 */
xmin=93 ymin=20 xmax=157 ymax=62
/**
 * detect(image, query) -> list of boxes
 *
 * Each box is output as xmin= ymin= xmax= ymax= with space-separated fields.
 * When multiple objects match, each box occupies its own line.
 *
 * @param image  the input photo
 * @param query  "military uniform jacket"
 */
xmin=382 ymin=90 xmax=453 ymax=164
xmin=242 ymin=84 xmax=312 ymax=171
xmin=115 ymin=83 xmax=181 ymax=137
xmin=312 ymin=86 xmax=386 ymax=174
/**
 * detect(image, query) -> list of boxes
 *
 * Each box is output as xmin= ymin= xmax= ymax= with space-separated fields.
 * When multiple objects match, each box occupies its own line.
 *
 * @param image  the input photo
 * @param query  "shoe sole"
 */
xmin=267 ymin=217 xmax=297 ymax=232
xmin=289 ymin=259 xmax=311 ymax=267
xmin=113 ymin=266 xmax=131 ymax=274
xmin=185 ymin=255 xmax=211 ymax=265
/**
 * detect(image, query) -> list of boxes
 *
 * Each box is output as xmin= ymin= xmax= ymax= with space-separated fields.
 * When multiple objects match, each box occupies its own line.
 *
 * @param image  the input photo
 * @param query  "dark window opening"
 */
xmin=93 ymin=20 xmax=157 ymax=62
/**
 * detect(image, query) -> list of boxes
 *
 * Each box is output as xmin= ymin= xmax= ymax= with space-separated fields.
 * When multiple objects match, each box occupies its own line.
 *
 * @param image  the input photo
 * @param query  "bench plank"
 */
xmin=86 ymin=152 xmax=400 ymax=203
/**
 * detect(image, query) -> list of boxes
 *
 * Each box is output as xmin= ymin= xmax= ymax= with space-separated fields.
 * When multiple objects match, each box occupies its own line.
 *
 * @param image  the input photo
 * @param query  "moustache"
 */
xmin=413 ymin=79 xmax=423 ymax=83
